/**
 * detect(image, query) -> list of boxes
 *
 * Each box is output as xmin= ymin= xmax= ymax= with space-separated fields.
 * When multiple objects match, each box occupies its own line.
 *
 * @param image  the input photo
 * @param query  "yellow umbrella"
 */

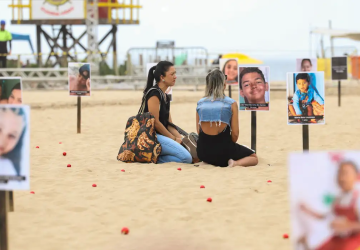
xmin=222 ymin=53 xmax=263 ymax=64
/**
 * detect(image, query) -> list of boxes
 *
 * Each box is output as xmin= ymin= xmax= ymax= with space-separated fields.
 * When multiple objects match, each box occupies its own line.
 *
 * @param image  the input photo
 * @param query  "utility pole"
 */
xmin=86 ymin=0 xmax=99 ymax=75
xmin=329 ymin=20 xmax=334 ymax=57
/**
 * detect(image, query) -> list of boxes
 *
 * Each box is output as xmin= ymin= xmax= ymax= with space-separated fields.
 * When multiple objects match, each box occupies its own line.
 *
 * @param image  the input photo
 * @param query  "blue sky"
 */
xmin=1 ymin=0 xmax=360 ymax=62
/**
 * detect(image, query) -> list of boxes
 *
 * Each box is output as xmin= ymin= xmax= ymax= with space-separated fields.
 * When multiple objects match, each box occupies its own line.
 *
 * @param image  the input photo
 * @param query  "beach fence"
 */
xmin=0 ymin=67 xmax=213 ymax=91
xmin=1 ymin=48 xmax=360 ymax=91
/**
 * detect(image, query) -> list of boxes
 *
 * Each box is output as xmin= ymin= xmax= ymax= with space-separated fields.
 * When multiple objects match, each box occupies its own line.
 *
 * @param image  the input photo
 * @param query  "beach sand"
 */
xmin=7 ymin=88 xmax=360 ymax=250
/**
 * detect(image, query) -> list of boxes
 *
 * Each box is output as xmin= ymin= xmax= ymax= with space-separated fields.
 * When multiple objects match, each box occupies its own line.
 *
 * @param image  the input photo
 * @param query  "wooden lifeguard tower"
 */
xmin=8 ymin=0 xmax=142 ymax=72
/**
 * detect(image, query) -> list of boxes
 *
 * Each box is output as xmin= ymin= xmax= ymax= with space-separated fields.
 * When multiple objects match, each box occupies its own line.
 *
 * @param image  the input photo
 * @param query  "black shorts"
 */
xmin=197 ymin=126 xmax=255 ymax=167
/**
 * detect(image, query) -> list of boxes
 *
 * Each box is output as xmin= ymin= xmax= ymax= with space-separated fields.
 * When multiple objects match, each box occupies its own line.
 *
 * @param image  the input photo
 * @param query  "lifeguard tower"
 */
xmin=8 ymin=0 xmax=142 ymax=72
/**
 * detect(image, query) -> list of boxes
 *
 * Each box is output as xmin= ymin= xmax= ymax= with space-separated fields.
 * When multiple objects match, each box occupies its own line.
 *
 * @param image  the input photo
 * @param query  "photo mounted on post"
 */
xmin=287 ymin=72 xmax=325 ymax=125
xmin=288 ymin=151 xmax=360 ymax=250
xmin=219 ymin=58 xmax=238 ymax=86
xmin=332 ymin=57 xmax=348 ymax=80
xmin=296 ymin=58 xmax=317 ymax=72
xmin=238 ymin=66 xmax=270 ymax=111
xmin=68 ymin=62 xmax=91 ymax=96
xmin=0 ymin=105 xmax=30 ymax=190
xmin=146 ymin=62 xmax=173 ymax=101
xmin=0 ymin=77 xmax=22 ymax=104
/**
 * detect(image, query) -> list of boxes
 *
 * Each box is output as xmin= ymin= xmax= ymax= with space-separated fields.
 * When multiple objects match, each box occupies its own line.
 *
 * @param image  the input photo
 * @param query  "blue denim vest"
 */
xmin=196 ymin=96 xmax=235 ymax=126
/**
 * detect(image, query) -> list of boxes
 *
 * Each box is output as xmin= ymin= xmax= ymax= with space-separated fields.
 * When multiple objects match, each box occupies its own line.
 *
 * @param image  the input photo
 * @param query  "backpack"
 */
xmin=117 ymin=88 xmax=163 ymax=163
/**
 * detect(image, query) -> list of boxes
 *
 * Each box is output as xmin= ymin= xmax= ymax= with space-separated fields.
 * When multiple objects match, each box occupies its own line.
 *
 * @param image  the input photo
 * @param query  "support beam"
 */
xmin=113 ymin=25 xmax=118 ymax=75
xmin=36 ymin=25 xmax=42 ymax=67
xmin=86 ymin=0 xmax=100 ymax=74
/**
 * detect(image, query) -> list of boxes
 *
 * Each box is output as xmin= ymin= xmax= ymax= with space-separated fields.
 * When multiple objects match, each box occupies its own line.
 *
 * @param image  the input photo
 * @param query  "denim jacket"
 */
xmin=196 ymin=96 xmax=235 ymax=126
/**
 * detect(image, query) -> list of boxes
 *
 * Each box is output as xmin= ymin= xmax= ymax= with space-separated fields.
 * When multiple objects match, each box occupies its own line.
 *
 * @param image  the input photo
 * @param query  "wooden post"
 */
xmin=112 ymin=25 xmax=118 ymax=76
xmin=8 ymin=192 xmax=13 ymax=212
xmin=0 ymin=191 xmax=9 ymax=250
xmin=338 ymin=80 xmax=341 ymax=107
xmin=36 ymin=25 xmax=42 ymax=67
xmin=251 ymin=111 xmax=256 ymax=152
xmin=303 ymin=125 xmax=309 ymax=151
xmin=77 ymin=97 xmax=81 ymax=134
xmin=139 ymin=54 xmax=143 ymax=66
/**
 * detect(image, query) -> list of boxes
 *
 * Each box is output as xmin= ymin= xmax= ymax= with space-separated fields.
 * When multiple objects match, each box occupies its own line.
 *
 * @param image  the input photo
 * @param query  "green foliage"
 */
xmin=118 ymin=60 xmax=127 ymax=75
xmin=99 ymin=61 xmax=115 ymax=75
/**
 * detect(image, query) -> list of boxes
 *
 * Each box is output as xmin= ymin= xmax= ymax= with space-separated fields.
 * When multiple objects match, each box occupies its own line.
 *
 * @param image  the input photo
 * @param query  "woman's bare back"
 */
xmin=200 ymin=122 xmax=228 ymax=135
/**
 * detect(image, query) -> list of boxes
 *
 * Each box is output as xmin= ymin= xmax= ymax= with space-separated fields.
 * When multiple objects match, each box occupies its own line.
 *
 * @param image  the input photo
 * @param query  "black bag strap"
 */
xmin=138 ymin=87 xmax=166 ymax=115
xmin=168 ymin=122 xmax=189 ymax=136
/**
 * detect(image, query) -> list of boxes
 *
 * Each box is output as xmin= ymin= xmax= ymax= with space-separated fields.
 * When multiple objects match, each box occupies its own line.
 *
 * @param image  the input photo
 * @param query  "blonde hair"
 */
xmin=204 ymin=69 xmax=225 ymax=100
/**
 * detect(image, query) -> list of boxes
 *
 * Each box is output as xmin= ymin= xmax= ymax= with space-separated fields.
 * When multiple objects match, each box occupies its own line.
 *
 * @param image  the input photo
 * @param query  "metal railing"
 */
xmin=8 ymin=0 xmax=142 ymax=24
xmin=0 ymin=67 xmax=210 ymax=90
xmin=0 ymin=66 xmax=291 ymax=90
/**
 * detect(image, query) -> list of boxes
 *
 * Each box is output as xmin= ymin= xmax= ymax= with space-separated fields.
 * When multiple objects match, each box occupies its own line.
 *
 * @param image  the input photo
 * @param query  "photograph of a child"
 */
xmin=146 ymin=62 xmax=173 ymax=101
xmin=289 ymin=151 xmax=360 ymax=250
xmin=68 ymin=63 xmax=91 ymax=96
xmin=219 ymin=58 xmax=238 ymax=86
xmin=238 ymin=66 xmax=270 ymax=111
xmin=0 ymin=77 xmax=22 ymax=104
xmin=0 ymin=105 xmax=30 ymax=190
xmin=287 ymin=72 xmax=325 ymax=125
xmin=296 ymin=58 xmax=317 ymax=72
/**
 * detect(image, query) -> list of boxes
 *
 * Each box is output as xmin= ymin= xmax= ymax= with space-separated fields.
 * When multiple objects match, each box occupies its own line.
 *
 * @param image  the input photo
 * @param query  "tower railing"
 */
xmin=8 ymin=0 xmax=142 ymax=24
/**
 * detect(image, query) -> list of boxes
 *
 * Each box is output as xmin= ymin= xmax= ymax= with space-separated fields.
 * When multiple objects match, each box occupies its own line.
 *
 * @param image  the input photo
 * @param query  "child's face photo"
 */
xmin=338 ymin=163 xmax=358 ymax=192
xmin=296 ymin=79 xmax=309 ymax=93
xmin=224 ymin=60 xmax=238 ymax=81
xmin=77 ymin=72 xmax=88 ymax=86
xmin=8 ymin=88 xmax=22 ymax=104
xmin=0 ymin=108 xmax=25 ymax=155
xmin=301 ymin=61 xmax=312 ymax=72
xmin=240 ymin=72 xmax=268 ymax=101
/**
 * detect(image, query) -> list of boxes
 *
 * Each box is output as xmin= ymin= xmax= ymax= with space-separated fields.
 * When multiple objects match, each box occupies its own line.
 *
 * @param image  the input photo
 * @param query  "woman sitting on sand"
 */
xmin=196 ymin=69 xmax=258 ymax=167
xmin=142 ymin=61 xmax=192 ymax=164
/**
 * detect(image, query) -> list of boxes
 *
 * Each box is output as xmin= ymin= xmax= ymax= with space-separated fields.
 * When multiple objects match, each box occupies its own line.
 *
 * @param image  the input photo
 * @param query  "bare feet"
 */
xmin=228 ymin=159 xmax=235 ymax=167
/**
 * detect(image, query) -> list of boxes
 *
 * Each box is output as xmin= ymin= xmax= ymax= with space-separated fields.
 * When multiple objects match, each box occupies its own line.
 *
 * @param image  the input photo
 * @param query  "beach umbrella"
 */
xmin=222 ymin=53 xmax=263 ymax=64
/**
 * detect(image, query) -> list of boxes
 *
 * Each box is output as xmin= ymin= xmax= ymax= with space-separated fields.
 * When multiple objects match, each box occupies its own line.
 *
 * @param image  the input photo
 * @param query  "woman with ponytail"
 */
xmin=142 ymin=61 xmax=192 ymax=164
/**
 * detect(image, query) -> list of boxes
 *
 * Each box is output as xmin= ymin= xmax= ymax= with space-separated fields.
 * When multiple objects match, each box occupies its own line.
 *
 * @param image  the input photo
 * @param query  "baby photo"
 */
xmin=287 ymin=72 xmax=325 ymax=125
xmin=289 ymin=151 xmax=360 ymax=250
xmin=0 ymin=105 xmax=30 ymax=190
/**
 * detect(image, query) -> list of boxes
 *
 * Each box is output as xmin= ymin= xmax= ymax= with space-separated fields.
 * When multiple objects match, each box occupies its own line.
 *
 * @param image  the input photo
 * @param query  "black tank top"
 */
xmin=143 ymin=85 xmax=170 ymax=131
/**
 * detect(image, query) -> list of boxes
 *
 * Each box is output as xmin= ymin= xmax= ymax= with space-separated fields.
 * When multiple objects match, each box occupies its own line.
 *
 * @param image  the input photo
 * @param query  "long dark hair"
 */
xmin=2 ymin=107 xmax=27 ymax=176
xmin=144 ymin=61 xmax=174 ymax=94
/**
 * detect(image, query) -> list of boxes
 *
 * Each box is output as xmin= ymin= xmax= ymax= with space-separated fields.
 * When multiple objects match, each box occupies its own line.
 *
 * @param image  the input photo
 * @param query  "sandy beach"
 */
xmin=6 ymin=87 xmax=360 ymax=250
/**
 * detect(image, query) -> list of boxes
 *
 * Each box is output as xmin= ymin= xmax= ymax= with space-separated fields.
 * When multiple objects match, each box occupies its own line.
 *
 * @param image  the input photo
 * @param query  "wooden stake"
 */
xmin=0 ymin=191 xmax=9 ymax=250
xmin=303 ymin=125 xmax=309 ymax=151
xmin=338 ymin=80 xmax=341 ymax=107
xmin=251 ymin=111 xmax=256 ymax=152
xmin=77 ymin=96 xmax=81 ymax=134
xmin=8 ymin=192 xmax=13 ymax=212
